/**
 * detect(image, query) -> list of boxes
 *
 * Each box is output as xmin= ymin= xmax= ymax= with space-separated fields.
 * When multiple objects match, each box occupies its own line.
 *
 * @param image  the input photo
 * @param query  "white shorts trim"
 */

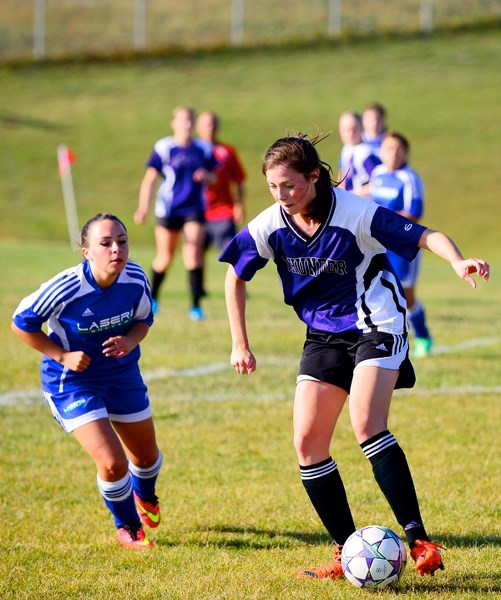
xmin=354 ymin=343 xmax=408 ymax=371
xmin=109 ymin=406 xmax=153 ymax=423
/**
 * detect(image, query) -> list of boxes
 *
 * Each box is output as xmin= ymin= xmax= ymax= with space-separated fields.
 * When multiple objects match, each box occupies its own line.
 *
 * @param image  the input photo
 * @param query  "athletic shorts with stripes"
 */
xmin=297 ymin=328 xmax=416 ymax=393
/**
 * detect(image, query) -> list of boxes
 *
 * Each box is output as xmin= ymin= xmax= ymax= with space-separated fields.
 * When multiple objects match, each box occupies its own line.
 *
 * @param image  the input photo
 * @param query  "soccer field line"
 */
xmin=1 ymin=336 xmax=499 ymax=406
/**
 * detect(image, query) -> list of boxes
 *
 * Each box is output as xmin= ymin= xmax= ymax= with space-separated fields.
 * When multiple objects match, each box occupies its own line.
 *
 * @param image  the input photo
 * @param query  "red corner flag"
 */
xmin=57 ymin=144 xmax=79 ymax=247
xmin=57 ymin=146 xmax=76 ymax=176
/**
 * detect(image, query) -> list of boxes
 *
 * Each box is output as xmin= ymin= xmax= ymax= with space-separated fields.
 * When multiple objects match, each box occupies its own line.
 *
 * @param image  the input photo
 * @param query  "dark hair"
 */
xmin=363 ymin=102 xmax=387 ymax=119
xmin=80 ymin=213 xmax=128 ymax=248
xmin=262 ymin=134 xmax=337 ymax=220
xmin=383 ymin=131 xmax=410 ymax=153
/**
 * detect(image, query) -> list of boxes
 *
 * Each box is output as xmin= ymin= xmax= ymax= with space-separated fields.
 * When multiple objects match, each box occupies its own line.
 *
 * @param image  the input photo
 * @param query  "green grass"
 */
xmin=1 ymin=29 xmax=500 ymax=599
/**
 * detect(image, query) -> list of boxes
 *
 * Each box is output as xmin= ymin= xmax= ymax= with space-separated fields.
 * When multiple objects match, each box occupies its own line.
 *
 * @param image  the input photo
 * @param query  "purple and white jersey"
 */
xmin=219 ymin=188 xmax=426 ymax=334
xmin=370 ymin=163 xmax=425 ymax=220
xmin=147 ymin=136 xmax=216 ymax=218
xmin=362 ymin=132 xmax=386 ymax=157
xmin=12 ymin=260 xmax=153 ymax=391
xmin=339 ymin=142 xmax=382 ymax=191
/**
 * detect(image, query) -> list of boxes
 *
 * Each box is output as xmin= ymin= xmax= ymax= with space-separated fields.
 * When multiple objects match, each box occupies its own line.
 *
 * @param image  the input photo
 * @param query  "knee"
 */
xmin=351 ymin=421 xmax=387 ymax=445
xmin=97 ymin=454 xmax=129 ymax=481
xmin=293 ymin=431 xmax=328 ymax=465
xmin=153 ymin=256 xmax=171 ymax=272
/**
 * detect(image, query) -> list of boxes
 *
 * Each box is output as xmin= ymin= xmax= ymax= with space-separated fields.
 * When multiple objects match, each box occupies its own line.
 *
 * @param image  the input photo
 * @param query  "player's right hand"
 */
xmin=230 ymin=347 xmax=256 ymax=375
xmin=133 ymin=209 xmax=147 ymax=225
xmin=61 ymin=351 xmax=91 ymax=372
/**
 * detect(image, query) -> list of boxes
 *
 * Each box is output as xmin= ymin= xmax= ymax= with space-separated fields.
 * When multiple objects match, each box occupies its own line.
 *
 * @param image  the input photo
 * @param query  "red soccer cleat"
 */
xmin=411 ymin=540 xmax=445 ymax=575
xmin=297 ymin=546 xmax=344 ymax=580
xmin=133 ymin=491 xmax=161 ymax=529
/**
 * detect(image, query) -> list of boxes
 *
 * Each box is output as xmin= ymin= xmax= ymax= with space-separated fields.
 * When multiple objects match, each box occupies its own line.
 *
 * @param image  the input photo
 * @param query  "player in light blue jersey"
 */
xmin=220 ymin=135 xmax=489 ymax=580
xmin=12 ymin=213 xmax=163 ymax=550
xmin=370 ymin=132 xmax=432 ymax=358
xmin=134 ymin=106 xmax=217 ymax=321
xmin=338 ymin=111 xmax=381 ymax=194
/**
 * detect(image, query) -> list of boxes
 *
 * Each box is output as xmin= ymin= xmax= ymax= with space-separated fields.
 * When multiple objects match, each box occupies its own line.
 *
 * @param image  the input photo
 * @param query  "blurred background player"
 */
xmin=11 ymin=213 xmax=162 ymax=550
xmin=369 ymin=132 xmax=433 ymax=358
xmin=338 ymin=111 xmax=381 ymax=195
xmin=134 ymin=106 xmax=217 ymax=321
xmin=195 ymin=111 xmax=246 ymax=295
xmin=362 ymin=102 xmax=388 ymax=157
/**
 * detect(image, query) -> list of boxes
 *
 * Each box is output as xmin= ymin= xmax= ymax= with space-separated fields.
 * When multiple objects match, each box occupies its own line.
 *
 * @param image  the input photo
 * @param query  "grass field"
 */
xmin=1 ymin=28 xmax=500 ymax=599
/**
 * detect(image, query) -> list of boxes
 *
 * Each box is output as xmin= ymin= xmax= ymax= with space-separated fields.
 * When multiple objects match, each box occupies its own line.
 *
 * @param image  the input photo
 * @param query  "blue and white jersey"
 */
xmin=369 ymin=163 xmax=425 ymax=220
xmin=219 ymin=189 xmax=426 ymax=334
xmin=362 ymin=133 xmax=385 ymax=157
xmin=147 ymin=136 xmax=216 ymax=218
xmin=339 ymin=143 xmax=382 ymax=191
xmin=12 ymin=260 xmax=153 ymax=390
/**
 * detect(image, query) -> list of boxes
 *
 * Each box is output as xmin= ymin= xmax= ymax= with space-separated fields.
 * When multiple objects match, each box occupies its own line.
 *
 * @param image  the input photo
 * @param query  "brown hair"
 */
xmin=262 ymin=134 xmax=337 ymax=220
xmin=80 ymin=213 xmax=127 ymax=248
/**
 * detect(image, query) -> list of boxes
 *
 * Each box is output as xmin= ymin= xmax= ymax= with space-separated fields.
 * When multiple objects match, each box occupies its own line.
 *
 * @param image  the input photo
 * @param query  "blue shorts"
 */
xmin=387 ymin=250 xmax=421 ymax=289
xmin=42 ymin=371 xmax=151 ymax=433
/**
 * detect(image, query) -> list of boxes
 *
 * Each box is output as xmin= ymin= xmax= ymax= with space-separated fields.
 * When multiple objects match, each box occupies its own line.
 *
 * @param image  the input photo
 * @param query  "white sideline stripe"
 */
xmin=1 ymin=336 xmax=499 ymax=406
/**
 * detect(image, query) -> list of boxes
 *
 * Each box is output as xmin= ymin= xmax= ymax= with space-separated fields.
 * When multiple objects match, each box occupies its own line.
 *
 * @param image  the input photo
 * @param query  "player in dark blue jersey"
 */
xmin=12 ymin=213 xmax=163 ymax=550
xmin=219 ymin=136 xmax=489 ymax=580
xmin=370 ymin=132 xmax=432 ymax=358
xmin=134 ymin=106 xmax=217 ymax=321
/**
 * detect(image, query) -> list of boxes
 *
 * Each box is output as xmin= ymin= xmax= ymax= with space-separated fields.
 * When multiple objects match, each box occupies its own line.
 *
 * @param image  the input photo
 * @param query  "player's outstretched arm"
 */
xmin=418 ymin=229 xmax=490 ymax=288
xmin=224 ymin=266 xmax=256 ymax=375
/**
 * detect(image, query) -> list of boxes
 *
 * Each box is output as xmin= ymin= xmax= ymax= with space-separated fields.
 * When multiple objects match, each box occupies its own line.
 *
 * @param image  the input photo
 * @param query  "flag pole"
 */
xmin=57 ymin=144 xmax=79 ymax=248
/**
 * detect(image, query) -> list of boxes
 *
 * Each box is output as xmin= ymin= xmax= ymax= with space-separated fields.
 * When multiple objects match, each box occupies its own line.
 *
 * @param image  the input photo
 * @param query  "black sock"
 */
xmin=189 ymin=267 xmax=204 ymax=307
xmin=150 ymin=269 xmax=166 ymax=300
xmin=300 ymin=457 xmax=356 ymax=546
xmin=361 ymin=430 xmax=429 ymax=546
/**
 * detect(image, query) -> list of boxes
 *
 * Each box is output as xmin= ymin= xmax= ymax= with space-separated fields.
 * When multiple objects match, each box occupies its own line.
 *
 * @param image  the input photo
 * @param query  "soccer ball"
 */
xmin=341 ymin=525 xmax=407 ymax=589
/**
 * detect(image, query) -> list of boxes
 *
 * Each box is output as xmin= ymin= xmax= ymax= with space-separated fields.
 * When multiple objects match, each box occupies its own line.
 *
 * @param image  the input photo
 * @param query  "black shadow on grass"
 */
xmin=437 ymin=532 xmax=501 ymax=548
xmin=155 ymin=525 xmax=330 ymax=549
xmin=0 ymin=111 xmax=67 ymax=131
xmin=400 ymin=572 xmax=501 ymax=595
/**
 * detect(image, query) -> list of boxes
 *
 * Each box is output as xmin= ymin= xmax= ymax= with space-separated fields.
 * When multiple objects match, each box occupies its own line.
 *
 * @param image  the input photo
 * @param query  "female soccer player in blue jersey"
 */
xmin=219 ymin=136 xmax=489 ymax=579
xmin=12 ymin=213 xmax=163 ymax=550
xmin=370 ymin=132 xmax=432 ymax=358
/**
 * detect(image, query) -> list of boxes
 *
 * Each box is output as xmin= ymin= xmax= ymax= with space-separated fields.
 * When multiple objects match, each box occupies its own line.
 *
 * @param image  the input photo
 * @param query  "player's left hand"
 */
xmin=452 ymin=258 xmax=490 ymax=288
xmin=102 ymin=335 xmax=133 ymax=358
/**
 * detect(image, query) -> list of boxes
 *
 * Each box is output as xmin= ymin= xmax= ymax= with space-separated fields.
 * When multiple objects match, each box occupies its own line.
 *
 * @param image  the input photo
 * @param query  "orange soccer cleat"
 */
xmin=297 ymin=546 xmax=344 ymax=580
xmin=411 ymin=540 xmax=445 ymax=575
xmin=133 ymin=491 xmax=161 ymax=529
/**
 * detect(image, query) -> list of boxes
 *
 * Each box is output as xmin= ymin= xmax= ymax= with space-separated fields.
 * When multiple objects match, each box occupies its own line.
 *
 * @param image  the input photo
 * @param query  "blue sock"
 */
xmin=97 ymin=472 xmax=138 ymax=528
xmin=408 ymin=301 xmax=430 ymax=339
xmin=129 ymin=452 xmax=163 ymax=500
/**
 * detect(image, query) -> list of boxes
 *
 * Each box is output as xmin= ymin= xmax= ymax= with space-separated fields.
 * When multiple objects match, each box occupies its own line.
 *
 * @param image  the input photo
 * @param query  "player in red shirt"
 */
xmin=196 ymin=111 xmax=246 ymax=294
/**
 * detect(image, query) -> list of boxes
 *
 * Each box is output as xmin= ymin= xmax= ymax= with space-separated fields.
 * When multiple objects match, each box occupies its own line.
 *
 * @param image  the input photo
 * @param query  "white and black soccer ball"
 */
xmin=341 ymin=525 xmax=407 ymax=589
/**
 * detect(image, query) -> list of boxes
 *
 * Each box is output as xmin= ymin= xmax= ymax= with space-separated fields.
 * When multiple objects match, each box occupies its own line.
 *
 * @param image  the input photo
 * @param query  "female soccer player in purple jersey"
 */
xmin=12 ymin=214 xmax=163 ymax=550
xmin=219 ymin=135 xmax=489 ymax=580
xmin=134 ymin=106 xmax=217 ymax=321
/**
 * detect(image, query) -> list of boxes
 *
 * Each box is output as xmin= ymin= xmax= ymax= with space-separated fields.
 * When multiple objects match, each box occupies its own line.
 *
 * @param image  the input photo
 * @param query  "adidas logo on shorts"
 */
xmin=376 ymin=342 xmax=388 ymax=352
